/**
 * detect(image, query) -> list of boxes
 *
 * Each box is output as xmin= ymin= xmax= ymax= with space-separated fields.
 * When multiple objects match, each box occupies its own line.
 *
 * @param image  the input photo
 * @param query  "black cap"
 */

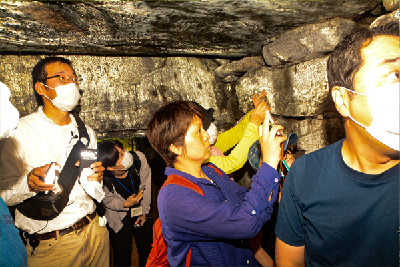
xmin=191 ymin=101 xmax=214 ymax=130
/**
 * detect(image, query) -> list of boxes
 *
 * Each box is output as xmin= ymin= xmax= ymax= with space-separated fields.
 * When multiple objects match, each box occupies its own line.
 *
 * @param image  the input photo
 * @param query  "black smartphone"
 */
xmin=79 ymin=149 xmax=98 ymax=173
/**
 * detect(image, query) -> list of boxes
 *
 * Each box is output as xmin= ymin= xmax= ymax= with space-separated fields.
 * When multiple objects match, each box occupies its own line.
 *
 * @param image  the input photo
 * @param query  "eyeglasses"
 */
xmin=45 ymin=74 xmax=82 ymax=83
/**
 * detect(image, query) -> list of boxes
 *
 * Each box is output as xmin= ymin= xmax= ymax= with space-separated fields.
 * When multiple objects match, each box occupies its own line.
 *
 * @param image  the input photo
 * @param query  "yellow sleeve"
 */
xmin=214 ymin=111 xmax=251 ymax=153
xmin=207 ymin=121 xmax=259 ymax=174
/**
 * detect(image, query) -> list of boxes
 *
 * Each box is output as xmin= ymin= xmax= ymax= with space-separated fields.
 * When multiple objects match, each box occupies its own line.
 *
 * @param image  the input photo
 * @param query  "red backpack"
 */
xmin=146 ymin=174 xmax=204 ymax=267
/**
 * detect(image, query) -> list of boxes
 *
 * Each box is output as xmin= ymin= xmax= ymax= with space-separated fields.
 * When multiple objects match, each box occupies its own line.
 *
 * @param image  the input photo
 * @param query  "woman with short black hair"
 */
xmin=98 ymin=139 xmax=152 ymax=267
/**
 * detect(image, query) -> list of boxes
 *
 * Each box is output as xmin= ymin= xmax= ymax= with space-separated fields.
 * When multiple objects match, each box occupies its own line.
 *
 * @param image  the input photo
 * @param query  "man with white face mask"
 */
xmin=0 ymin=57 xmax=109 ymax=266
xmin=275 ymin=22 xmax=399 ymax=267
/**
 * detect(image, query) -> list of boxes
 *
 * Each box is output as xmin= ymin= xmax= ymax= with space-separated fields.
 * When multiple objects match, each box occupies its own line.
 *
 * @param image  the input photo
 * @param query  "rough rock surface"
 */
xmin=292 ymin=116 xmax=345 ymax=153
xmin=235 ymin=56 xmax=331 ymax=117
xmin=0 ymin=55 xmax=233 ymax=137
xmin=1 ymin=3 xmax=392 ymax=156
xmin=262 ymin=17 xmax=358 ymax=67
xmin=0 ymin=0 xmax=380 ymax=57
xmin=215 ymin=56 xmax=265 ymax=79
xmin=383 ymin=0 xmax=399 ymax=11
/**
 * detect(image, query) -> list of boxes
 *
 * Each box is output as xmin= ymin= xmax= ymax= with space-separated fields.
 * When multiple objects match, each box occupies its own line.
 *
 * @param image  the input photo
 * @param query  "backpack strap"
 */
xmin=207 ymin=164 xmax=223 ymax=177
xmin=16 ymin=115 xmax=91 ymax=221
xmin=161 ymin=174 xmax=204 ymax=266
xmin=162 ymin=174 xmax=204 ymax=196
xmin=74 ymin=114 xmax=90 ymax=145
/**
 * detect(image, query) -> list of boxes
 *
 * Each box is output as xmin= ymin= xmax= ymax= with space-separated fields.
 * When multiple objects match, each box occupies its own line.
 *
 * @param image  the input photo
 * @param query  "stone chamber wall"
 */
xmin=0 ymin=9 xmax=398 ymax=186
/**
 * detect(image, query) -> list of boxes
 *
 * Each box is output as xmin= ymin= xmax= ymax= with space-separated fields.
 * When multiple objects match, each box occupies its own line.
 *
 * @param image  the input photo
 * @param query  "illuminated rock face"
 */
xmin=1 ymin=0 xmax=396 ymax=155
xmin=0 ymin=1 xmax=379 ymax=57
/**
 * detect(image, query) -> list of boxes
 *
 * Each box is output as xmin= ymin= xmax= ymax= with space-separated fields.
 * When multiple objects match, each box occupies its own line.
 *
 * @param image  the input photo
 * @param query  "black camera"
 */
xmin=79 ymin=149 xmax=98 ymax=174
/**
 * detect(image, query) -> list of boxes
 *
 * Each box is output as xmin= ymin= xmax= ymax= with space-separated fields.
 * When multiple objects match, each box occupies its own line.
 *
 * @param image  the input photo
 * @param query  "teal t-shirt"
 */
xmin=275 ymin=139 xmax=399 ymax=266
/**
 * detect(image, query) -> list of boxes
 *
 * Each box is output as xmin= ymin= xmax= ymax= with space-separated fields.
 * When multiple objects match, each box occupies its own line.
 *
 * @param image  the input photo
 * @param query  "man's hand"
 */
xmin=87 ymin=161 xmax=105 ymax=182
xmin=27 ymin=164 xmax=56 ymax=192
xmin=249 ymin=101 xmax=269 ymax=126
xmin=252 ymin=89 xmax=268 ymax=108
xmin=123 ymin=190 xmax=144 ymax=208
xmin=259 ymin=111 xmax=287 ymax=170
xmin=135 ymin=214 xmax=147 ymax=227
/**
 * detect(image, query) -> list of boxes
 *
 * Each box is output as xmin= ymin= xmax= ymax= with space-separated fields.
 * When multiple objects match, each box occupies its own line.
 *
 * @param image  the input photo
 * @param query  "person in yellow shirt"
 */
xmin=194 ymin=90 xmax=269 ymax=175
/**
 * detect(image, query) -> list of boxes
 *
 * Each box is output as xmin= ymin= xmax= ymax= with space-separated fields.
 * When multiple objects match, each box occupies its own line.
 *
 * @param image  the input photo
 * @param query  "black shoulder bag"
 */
xmin=16 ymin=116 xmax=91 ymax=221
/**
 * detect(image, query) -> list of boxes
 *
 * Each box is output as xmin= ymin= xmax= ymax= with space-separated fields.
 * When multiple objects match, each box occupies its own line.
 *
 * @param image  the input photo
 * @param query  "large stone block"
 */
xmin=292 ymin=116 xmax=344 ymax=154
xmin=236 ymin=56 xmax=331 ymax=117
xmin=262 ymin=17 xmax=357 ymax=67
xmin=0 ymin=55 xmax=231 ymax=137
xmin=0 ymin=1 xmax=380 ymax=57
xmin=215 ymin=56 xmax=265 ymax=79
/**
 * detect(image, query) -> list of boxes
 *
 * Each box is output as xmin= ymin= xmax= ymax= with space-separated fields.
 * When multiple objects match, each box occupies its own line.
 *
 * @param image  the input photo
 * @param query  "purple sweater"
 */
xmin=158 ymin=162 xmax=280 ymax=266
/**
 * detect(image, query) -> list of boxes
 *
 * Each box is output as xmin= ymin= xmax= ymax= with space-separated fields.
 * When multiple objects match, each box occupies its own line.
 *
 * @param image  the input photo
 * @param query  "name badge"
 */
xmin=131 ymin=206 xmax=143 ymax=218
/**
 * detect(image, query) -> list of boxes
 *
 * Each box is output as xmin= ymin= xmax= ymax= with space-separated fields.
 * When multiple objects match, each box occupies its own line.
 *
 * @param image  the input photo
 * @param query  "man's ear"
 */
xmin=169 ymin=144 xmax=182 ymax=156
xmin=331 ymin=86 xmax=350 ymax=118
xmin=34 ymin=82 xmax=46 ymax=96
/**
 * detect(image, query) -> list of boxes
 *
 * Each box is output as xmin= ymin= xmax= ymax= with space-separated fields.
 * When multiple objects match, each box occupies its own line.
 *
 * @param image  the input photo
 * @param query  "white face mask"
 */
xmin=0 ymin=82 xmax=20 ymax=139
xmin=206 ymin=123 xmax=218 ymax=145
xmin=343 ymin=82 xmax=399 ymax=151
xmin=42 ymin=82 xmax=81 ymax=111
xmin=118 ymin=150 xmax=134 ymax=170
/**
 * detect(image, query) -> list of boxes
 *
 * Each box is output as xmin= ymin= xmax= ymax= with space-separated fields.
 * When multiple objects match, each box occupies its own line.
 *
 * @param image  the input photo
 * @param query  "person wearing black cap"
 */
xmin=247 ymin=132 xmax=299 ymax=267
xmin=192 ymin=90 xmax=269 ymax=175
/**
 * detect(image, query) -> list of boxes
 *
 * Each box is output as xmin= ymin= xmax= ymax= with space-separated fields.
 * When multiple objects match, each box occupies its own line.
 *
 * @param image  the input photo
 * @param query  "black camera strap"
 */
xmin=16 ymin=115 xmax=91 ymax=221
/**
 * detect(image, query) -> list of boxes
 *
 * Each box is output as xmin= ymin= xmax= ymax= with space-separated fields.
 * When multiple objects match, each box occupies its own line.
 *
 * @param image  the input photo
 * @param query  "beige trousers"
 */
xmin=26 ymin=215 xmax=110 ymax=267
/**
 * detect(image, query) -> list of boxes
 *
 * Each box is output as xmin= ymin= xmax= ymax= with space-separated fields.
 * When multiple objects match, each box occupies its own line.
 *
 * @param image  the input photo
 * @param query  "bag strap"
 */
xmin=74 ymin=114 xmax=90 ymax=144
xmin=163 ymin=174 xmax=204 ymax=196
xmin=57 ymin=115 xmax=90 ymax=193
xmin=16 ymin=115 xmax=91 ymax=220
xmin=161 ymin=174 xmax=204 ymax=266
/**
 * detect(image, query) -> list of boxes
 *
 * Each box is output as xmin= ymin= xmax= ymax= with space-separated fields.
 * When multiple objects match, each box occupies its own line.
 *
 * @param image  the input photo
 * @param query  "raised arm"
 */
xmin=209 ymin=102 xmax=269 ymax=174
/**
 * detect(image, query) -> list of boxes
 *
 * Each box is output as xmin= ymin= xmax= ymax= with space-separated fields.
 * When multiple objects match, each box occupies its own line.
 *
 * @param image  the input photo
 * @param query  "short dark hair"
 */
xmin=327 ymin=21 xmax=399 ymax=96
xmin=32 ymin=57 xmax=75 ymax=106
xmin=97 ymin=139 xmax=124 ymax=169
xmin=146 ymin=101 xmax=204 ymax=167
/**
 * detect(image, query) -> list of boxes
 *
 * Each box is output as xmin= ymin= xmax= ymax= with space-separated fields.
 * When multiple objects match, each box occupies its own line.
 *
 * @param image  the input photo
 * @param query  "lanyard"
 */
xmin=113 ymin=172 xmax=135 ymax=195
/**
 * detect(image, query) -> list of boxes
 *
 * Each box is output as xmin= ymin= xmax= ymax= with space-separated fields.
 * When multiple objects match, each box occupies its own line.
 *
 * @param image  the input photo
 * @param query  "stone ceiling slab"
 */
xmin=0 ymin=0 xmax=380 ymax=57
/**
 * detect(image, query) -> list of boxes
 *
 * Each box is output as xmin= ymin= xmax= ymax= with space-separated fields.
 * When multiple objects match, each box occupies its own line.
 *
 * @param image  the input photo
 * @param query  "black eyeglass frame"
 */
xmin=44 ymin=74 xmax=82 ymax=83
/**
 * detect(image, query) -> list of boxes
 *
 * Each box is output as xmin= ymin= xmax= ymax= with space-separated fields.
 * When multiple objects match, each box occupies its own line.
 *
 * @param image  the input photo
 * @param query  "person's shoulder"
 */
xmin=295 ymin=141 xmax=339 ymax=164
xmin=12 ymin=111 xmax=43 ymax=136
xmin=130 ymin=150 xmax=150 ymax=166
xmin=132 ymin=150 xmax=145 ymax=158
xmin=289 ymin=140 xmax=341 ymax=179
xmin=16 ymin=110 xmax=41 ymax=126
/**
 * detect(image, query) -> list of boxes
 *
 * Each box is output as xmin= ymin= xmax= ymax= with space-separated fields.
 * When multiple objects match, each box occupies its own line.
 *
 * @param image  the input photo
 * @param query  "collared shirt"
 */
xmin=159 ymin=162 xmax=281 ymax=266
xmin=0 ymin=107 xmax=98 ymax=234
